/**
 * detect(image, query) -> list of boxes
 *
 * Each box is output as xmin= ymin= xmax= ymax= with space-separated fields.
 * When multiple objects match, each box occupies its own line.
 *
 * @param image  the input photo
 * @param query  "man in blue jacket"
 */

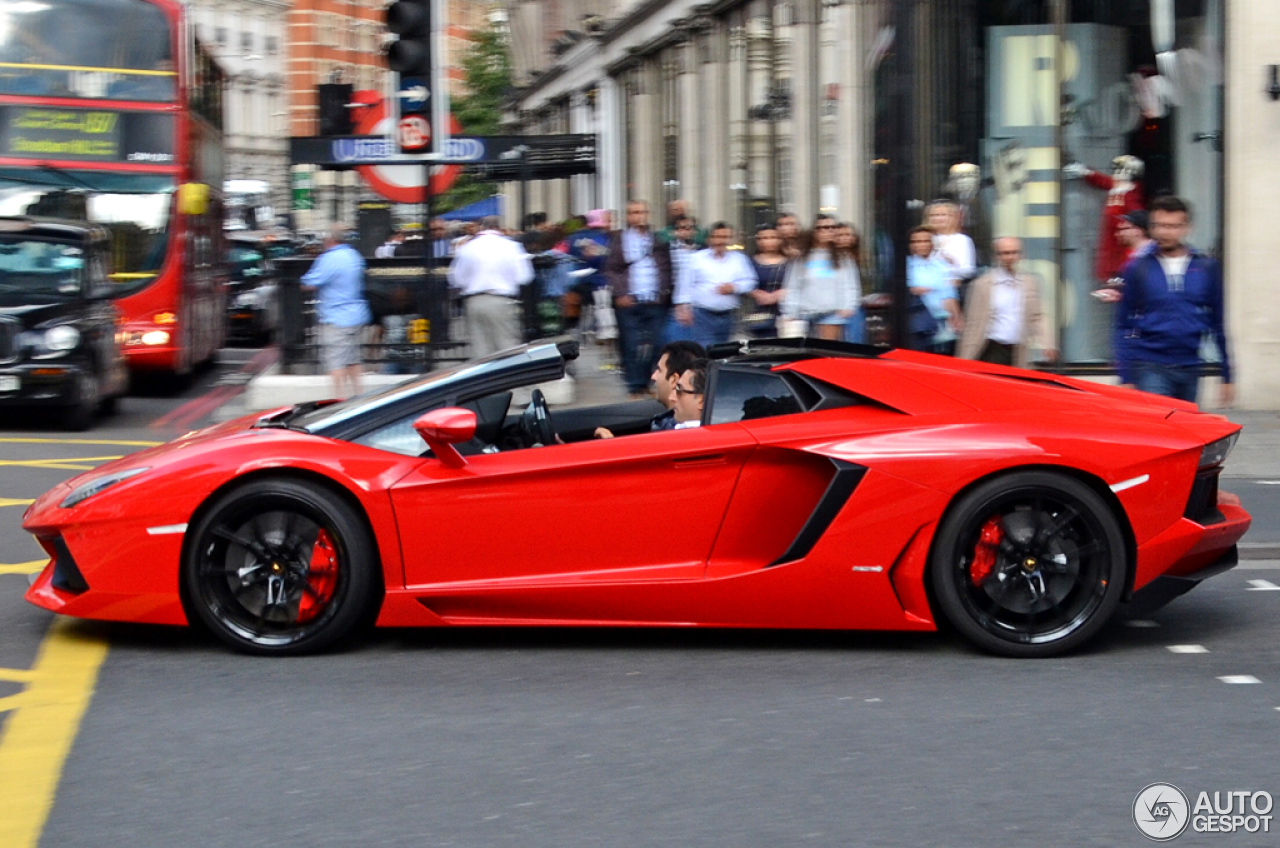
xmin=1115 ymin=195 xmax=1233 ymax=407
xmin=302 ymin=223 xmax=371 ymax=399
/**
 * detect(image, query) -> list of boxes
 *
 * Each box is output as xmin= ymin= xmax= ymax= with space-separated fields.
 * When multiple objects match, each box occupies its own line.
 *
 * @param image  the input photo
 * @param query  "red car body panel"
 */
xmin=23 ymin=347 xmax=1250 ymax=638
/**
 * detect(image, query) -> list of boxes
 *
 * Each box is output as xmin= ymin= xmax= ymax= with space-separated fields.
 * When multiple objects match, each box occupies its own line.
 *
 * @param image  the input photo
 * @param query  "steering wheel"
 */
xmin=520 ymin=388 xmax=557 ymax=447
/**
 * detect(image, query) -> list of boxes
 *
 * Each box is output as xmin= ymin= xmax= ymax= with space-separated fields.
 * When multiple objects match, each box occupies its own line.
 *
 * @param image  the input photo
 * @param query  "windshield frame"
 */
xmin=293 ymin=342 xmax=572 ymax=439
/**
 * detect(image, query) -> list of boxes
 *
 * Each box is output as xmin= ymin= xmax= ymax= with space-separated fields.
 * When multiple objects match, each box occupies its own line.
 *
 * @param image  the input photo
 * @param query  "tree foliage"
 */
xmin=435 ymin=22 xmax=512 ymax=213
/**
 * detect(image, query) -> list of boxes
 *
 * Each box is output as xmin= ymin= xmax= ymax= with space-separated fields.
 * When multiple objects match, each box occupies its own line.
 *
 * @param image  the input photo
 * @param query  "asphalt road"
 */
xmin=1 ymin=358 xmax=1278 ymax=847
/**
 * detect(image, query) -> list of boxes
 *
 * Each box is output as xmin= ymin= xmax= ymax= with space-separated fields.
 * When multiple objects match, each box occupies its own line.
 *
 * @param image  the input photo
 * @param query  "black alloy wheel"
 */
xmin=183 ymin=479 xmax=378 ymax=655
xmin=930 ymin=471 xmax=1126 ymax=658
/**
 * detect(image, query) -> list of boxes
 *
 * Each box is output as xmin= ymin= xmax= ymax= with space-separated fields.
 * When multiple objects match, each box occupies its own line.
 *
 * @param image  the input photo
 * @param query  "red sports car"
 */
xmin=24 ymin=339 xmax=1249 ymax=657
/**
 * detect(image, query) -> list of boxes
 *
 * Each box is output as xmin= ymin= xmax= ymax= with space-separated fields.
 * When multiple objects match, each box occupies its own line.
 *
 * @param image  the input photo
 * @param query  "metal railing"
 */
xmin=275 ymin=256 xmax=470 ymax=375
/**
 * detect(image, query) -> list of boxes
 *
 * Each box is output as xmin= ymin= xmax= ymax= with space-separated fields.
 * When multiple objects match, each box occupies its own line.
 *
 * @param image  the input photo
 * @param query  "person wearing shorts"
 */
xmin=302 ymin=223 xmax=372 ymax=398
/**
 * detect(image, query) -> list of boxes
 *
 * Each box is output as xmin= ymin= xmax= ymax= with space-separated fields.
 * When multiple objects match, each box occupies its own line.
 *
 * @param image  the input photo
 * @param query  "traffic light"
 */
xmin=317 ymin=83 xmax=353 ymax=136
xmin=385 ymin=0 xmax=431 ymax=75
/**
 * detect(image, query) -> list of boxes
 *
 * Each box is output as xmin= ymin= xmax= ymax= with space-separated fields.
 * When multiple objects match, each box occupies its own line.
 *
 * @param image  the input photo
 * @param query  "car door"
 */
xmin=390 ymin=423 xmax=758 ymax=589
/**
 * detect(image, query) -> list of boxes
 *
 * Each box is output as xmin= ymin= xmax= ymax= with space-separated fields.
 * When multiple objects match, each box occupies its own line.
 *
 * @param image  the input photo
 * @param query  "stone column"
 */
xmin=631 ymin=58 xmax=661 ymax=206
xmin=837 ymin=1 xmax=874 ymax=232
xmin=745 ymin=10 xmax=774 ymax=208
xmin=727 ymin=10 xmax=750 ymax=231
xmin=789 ymin=0 xmax=821 ymax=217
xmin=677 ymin=37 xmax=702 ymax=219
xmin=598 ymin=75 xmax=625 ymax=216
xmin=699 ymin=13 xmax=731 ymax=224
xmin=1225 ymin=0 xmax=1280 ymax=408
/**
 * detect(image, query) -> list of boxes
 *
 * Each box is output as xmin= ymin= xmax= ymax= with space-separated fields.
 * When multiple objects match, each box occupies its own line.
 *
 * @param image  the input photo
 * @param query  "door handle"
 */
xmin=672 ymin=454 xmax=727 ymax=467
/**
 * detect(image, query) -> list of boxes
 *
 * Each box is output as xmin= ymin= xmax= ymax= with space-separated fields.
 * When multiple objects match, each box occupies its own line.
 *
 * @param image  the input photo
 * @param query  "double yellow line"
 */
xmin=0 ymin=437 xmax=155 ymax=845
xmin=0 ymin=621 xmax=109 ymax=847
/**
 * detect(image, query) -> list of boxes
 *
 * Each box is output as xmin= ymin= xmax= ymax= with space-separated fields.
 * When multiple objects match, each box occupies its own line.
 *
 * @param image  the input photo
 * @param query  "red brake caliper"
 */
xmin=970 ymin=517 xmax=1003 ymax=586
xmin=297 ymin=529 xmax=338 ymax=623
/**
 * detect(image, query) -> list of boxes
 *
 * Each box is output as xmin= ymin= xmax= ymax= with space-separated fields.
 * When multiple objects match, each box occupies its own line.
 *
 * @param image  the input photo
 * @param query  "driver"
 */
xmin=594 ymin=340 xmax=705 ymax=438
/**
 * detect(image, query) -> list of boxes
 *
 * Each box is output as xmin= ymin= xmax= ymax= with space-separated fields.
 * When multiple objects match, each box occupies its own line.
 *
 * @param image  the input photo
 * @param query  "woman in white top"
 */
xmin=927 ymin=202 xmax=976 ymax=301
xmin=781 ymin=214 xmax=862 ymax=341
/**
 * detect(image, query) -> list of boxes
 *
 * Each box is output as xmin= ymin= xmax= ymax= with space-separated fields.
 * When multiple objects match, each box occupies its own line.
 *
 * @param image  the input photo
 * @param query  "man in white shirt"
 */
xmin=674 ymin=222 xmax=756 ymax=349
xmin=671 ymin=359 xmax=708 ymax=429
xmin=957 ymin=237 xmax=1057 ymax=368
xmin=447 ymin=216 xmax=534 ymax=359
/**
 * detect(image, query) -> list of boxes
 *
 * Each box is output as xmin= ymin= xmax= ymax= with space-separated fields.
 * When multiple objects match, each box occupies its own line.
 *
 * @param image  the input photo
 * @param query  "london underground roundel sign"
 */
xmin=353 ymin=100 xmax=463 ymax=203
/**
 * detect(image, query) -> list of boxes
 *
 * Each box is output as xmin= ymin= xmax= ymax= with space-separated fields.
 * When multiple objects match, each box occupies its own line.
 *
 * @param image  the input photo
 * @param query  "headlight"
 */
xmin=60 ymin=467 xmax=150 ymax=508
xmin=233 ymin=291 xmax=259 ymax=309
xmin=1199 ymin=433 xmax=1239 ymax=469
xmin=44 ymin=325 xmax=80 ymax=351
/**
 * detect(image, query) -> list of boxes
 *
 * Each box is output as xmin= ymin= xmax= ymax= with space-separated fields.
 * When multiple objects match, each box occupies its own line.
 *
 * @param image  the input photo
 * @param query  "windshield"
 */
xmin=0 ymin=169 xmax=172 ymax=296
xmin=227 ymin=245 xmax=265 ymax=281
xmin=0 ymin=0 xmax=175 ymax=102
xmin=293 ymin=343 xmax=571 ymax=433
xmin=0 ymin=236 xmax=84 ymax=303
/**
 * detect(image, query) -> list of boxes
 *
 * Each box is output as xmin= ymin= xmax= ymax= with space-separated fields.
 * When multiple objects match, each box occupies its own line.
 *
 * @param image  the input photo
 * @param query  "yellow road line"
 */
xmin=0 ymin=498 xmax=34 ymax=507
xmin=0 ymin=438 xmax=160 ymax=447
xmin=0 ymin=618 xmax=109 ymax=848
xmin=0 ymin=456 xmax=122 ymax=472
xmin=0 ymin=561 xmax=45 ymax=576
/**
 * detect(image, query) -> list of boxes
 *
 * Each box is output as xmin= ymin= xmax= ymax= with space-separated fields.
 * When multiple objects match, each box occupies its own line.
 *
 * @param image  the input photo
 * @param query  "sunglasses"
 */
xmin=674 ymin=385 xmax=703 ymax=396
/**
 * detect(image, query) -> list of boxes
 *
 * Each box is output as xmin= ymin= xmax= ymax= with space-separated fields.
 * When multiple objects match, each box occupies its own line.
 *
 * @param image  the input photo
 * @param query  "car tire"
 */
xmin=929 ymin=470 xmax=1126 ymax=658
xmin=183 ymin=478 xmax=379 ymax=656
xmin=62 ymin=373 xmax=97 ymax=432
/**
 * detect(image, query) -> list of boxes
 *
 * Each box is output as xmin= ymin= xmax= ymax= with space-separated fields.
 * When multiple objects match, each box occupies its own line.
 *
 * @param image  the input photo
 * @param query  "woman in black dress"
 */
xmin=745 ymin=223 xmax=790 ymax=339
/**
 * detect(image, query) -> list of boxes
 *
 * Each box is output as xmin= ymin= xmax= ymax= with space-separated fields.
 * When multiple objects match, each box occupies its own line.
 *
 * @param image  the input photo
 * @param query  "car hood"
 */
xmin=0 ymin=301 xmax=82 ymax=327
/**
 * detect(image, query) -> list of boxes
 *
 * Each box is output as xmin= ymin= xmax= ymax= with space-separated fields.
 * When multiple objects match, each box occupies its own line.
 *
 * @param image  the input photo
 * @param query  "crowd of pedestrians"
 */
xmin=361 ymin=187 xmax=1229 ymax=409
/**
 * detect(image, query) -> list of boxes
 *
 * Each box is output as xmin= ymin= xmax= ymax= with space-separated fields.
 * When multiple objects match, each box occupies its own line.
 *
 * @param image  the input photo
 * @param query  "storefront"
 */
xmin=511 ymin=0 xmax=1243 ymax=377
xmin=868 ymin=0 xmax=1224 ymax=365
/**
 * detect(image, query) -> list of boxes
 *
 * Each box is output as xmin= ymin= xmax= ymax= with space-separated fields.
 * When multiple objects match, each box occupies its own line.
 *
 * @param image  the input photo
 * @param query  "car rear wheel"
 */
xmin=929 ymin=471 xmax=1126 ymax=658
xmin=183 ymin=479 xmax=378 ymax=655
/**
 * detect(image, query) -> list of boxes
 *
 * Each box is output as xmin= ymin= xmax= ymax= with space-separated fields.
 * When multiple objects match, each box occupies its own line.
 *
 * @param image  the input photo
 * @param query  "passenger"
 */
xmin=594 ymin=340 xmax=706 ymax=438
xmin=671 ymin=358 xmax=708 ymax=429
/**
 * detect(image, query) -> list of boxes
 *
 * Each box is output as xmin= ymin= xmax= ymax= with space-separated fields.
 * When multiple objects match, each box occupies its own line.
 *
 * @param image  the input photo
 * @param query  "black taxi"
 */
xmin=0 ymin=218 xmax=128 ymax=429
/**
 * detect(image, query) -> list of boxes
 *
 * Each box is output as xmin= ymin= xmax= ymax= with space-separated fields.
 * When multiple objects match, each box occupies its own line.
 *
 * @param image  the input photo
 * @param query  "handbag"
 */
xmin=907 ymin=293 xmax=942 ymax=337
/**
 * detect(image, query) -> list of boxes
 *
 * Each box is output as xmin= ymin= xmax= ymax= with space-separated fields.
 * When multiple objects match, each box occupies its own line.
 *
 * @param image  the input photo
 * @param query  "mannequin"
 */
xmin=1064 ymin=155 xmax=1145 ymax=283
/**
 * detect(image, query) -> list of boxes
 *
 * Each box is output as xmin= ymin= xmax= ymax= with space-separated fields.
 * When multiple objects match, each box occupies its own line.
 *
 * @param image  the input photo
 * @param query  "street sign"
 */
xmin=351 ymin=99 xmax=462 ymax=203
xmin=398 ymin=76 xmax=430 ymax=113
xmin=398 ymin=115 xmax=430 ymax=152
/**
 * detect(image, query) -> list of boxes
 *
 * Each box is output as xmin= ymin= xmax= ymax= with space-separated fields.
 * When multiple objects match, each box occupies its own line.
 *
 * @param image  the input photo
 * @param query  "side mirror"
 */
xmin=413 ymin=407 xmax=476 ymax=468
xmin=178 ymin=183 xmax=209 ymax=216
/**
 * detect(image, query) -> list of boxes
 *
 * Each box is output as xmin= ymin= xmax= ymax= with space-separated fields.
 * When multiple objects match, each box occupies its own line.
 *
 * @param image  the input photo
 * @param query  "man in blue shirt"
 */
xmin=302 ymin=223 xmax=372 ymax=399
xmin=1115 ymin=195 xmax=1232 ymax=407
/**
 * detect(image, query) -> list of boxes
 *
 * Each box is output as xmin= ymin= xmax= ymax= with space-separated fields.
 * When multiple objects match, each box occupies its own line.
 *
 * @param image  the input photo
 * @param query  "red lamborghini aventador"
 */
xmin=23 ymin=338 xmax=1249 ymax=656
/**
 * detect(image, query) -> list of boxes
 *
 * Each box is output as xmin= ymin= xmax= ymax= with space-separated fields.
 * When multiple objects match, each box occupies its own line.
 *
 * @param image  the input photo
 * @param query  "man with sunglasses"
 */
xmin=671 ymin=359 xmax=708 ymax=429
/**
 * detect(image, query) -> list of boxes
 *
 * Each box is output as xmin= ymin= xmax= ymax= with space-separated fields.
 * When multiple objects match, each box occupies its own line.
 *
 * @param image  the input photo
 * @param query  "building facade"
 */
xmin=284 ymin=0 xmax=500 ymax=229
xmin=508 ymin=0 xmax=1280 ymax=408
xmin=184 ymin=0 xmax=290 ymax=215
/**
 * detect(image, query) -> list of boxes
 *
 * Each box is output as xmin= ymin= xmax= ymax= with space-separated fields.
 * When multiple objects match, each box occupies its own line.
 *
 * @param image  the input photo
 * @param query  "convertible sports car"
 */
xmin=23 ymin=338 xmax=1249 ymax=657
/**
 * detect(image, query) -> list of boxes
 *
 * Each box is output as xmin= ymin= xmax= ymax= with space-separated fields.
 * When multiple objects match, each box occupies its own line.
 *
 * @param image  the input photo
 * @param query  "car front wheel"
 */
xmin=929 ymin=471 xmax=1127 ymax=658
xmin=183 ymin=478 xmax=378 ymax=655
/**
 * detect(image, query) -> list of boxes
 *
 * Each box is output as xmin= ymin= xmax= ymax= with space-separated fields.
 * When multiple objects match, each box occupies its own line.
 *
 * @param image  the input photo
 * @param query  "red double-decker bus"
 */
xmin=0 ymin=0 xmax=226 ymax=378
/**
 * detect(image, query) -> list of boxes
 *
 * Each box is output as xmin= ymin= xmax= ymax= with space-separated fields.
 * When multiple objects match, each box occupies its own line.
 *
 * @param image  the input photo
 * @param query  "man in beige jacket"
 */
xmin=957 ymin=237 xmax=1058 ymax=368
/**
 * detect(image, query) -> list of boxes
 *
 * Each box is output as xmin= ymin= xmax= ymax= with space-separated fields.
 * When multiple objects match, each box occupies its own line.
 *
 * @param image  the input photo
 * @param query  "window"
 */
xmin=240 ymin=31 xmax=253 ymax=52
xmin=215 ymin=26 xmax=228 ymax=46
xmin=266 ymin=36 xmax=279 ymax=55
xmin=708 ymin=369 xmax=803 ymax=425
